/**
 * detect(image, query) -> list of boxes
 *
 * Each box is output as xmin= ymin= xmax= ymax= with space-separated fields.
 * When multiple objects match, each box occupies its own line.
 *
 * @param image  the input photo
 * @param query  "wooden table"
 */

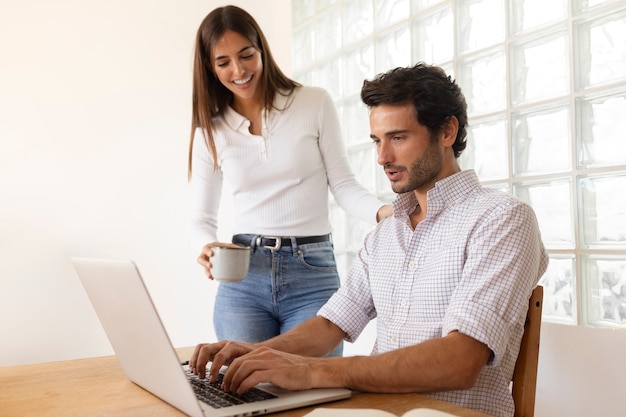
xmin=0 ymin=348 xmax=491 ymax=417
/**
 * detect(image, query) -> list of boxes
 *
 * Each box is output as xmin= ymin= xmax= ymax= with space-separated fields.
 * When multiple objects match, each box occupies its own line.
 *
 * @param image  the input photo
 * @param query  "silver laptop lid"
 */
xmin=71 ymin=257 xmax=351 ymax=417
xmin=72 ymin=257 xmax=205 ymax=417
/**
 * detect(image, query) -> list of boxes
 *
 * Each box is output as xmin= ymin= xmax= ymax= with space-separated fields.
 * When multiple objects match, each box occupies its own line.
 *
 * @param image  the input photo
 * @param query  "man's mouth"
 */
xmin=385 ymin=167 xmax=404 ymax=181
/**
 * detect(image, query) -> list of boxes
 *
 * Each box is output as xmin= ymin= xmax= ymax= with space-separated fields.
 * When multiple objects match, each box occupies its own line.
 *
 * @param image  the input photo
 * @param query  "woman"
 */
xmin=188 ymin=5 xmax=390 ymax=354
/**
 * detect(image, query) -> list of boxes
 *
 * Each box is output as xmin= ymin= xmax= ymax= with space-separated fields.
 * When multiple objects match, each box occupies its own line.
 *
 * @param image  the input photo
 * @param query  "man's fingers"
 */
xmin=222 ymin=356 xmax=268 ymax=393
xmin=189 ymin=344 xmax=211 ymax=379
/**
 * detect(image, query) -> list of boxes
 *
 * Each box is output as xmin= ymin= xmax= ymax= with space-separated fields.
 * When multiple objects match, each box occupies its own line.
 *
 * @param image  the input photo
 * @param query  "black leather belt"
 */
xmin=233 ymin=234 xmax=331 ymax=251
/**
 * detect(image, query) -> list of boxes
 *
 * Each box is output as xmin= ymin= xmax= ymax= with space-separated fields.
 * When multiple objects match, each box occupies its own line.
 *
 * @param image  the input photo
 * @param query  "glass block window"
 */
xmin=291 ymin=0 xmax=626 ymax=329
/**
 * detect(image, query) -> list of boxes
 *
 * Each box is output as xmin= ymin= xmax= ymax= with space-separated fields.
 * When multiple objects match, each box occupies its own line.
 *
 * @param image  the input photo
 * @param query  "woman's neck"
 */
xmin=232 ymin=97 xmax=264 ymax=136
xmin=232 ymin=80 xmax=265 ymax=116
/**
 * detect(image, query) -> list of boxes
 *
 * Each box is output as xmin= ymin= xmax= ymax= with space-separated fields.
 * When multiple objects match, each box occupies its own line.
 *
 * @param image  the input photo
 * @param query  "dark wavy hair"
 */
xmin=361 ymin=62 xmax=468 ymax=158
xmin=188 ymin=5 xmax=300 ymax=175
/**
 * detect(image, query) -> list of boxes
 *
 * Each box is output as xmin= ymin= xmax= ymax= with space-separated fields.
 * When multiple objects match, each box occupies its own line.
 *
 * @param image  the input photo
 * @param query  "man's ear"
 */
xmin=441 ymin=116 xmax=459 ymax=147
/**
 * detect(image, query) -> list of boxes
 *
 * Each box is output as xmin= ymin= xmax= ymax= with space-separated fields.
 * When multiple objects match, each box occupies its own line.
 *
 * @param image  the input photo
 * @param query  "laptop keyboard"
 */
xmin=185 ymin=369 xmax=277 ymax=409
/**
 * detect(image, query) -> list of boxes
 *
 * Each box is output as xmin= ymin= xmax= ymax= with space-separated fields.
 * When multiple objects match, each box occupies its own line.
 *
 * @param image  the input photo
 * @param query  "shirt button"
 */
xmin=400 ymin=300 xmax=407 ymax=307
xmin=390 ymin=336 xmax=397 ymax=343
xmin=408 ymin=262 xmax=416 ymax=269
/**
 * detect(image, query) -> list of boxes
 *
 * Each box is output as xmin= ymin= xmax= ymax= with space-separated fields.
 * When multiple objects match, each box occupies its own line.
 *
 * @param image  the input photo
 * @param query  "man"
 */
xmin=189 ymin=63 xmax=548 ymax=417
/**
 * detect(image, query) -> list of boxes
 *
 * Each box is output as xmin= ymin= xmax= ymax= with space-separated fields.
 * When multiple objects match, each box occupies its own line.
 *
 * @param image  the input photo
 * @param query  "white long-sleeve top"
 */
xmin=188 ymin=86 xmax=383 ymax=253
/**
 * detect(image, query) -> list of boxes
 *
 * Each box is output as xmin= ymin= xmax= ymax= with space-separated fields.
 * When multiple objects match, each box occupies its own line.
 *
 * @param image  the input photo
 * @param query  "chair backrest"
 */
xmin=512 ymin=285 xmax=544 ymax=417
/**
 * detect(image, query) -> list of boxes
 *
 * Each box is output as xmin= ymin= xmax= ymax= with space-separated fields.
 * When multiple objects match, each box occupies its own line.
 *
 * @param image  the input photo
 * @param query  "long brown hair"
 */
xmin=188 ymin=5 xmax=300 ymax=177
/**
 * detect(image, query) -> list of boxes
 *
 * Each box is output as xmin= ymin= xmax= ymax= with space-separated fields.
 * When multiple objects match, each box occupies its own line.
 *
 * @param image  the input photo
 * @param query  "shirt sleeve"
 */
xmin=441 ymin=199 xmax=547 ymax=367
xmin=187 ymin=127 xmax=223 ymax=254
xmin=315 ymin=88 xmax=384 ymax=225
xmin=318 ymin=229 xmax=378 ymax=343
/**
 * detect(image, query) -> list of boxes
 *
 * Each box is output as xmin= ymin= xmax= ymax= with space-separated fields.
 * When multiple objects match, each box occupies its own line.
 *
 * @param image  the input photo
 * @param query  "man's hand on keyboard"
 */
xmin=189 ymin=340 xmax=256 ymax=381
xmin=220 ymin=346 xmax=328 ymax=394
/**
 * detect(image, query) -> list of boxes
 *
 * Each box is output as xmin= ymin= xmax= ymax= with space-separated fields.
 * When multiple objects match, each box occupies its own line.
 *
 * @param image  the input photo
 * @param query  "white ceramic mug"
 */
xmin=211 ymin=244 xmax=251 ymax=282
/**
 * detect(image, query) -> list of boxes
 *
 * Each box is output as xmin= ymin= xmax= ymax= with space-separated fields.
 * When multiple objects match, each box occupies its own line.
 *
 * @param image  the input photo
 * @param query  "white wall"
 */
xmin=1 ymin=1 xmax=625 ymax=417
xmin=0 ymin=0 xmax=291 ymax=365
xmin=535 ymin=323 xmax=625 ymax=417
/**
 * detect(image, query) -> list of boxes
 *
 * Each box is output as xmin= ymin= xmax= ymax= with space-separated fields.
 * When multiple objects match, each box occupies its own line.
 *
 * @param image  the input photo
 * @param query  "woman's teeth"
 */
xmin=233 ymin=75 xmax=252 ymax=85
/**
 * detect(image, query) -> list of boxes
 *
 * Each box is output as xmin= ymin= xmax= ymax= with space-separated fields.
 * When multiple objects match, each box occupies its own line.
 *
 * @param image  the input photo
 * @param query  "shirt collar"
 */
xmin=222 ymin=105 xmax=247 ymax=132
xmin=221 ymin=89 xmax=293 ymax=132
xmin=391 ymin=170 xmax=481 ymax=218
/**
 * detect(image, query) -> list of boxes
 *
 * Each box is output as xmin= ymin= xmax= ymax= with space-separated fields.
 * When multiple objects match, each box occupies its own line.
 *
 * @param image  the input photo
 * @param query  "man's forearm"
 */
xmin=310 ymin=331 xmax=491 ymax=393
xmin=260 ymin=316 xmax=345 ymax=357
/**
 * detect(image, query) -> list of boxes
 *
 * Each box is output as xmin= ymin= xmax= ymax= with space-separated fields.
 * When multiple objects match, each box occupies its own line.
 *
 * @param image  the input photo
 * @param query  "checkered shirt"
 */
xmin=319 ymin=170 xmax=549 ymax=417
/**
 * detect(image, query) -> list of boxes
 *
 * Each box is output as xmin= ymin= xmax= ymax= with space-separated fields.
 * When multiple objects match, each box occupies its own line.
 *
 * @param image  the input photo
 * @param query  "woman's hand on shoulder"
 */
xmin=376 ymin=204 xmax=393 ymax=222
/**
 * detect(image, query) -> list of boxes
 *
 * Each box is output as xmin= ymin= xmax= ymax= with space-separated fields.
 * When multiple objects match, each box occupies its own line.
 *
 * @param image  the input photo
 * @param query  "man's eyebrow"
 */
xmin=370 ymin=129 xmax=410 ymax=139
xmin=214 ymin=45 xmax=254 ymax=61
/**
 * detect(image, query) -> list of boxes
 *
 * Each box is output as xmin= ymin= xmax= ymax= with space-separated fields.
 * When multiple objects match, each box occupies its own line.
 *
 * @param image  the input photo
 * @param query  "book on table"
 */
xmin=304 ymin=408 xmax=460 ymax=417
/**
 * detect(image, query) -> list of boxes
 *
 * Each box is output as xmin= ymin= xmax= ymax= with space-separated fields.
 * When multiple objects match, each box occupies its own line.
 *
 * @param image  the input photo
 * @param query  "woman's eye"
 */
xmin=241 ymin=54 xmax=254 ymax=60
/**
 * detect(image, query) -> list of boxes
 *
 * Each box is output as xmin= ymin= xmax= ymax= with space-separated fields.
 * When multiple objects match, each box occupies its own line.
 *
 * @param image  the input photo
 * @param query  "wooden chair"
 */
xmin=512 ymin=285 xmax=544 ymax=417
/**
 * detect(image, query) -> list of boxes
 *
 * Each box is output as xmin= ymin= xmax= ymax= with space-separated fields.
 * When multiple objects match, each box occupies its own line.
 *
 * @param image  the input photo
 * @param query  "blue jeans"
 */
xmin=213 ymin=234 xmax=343 ymax=357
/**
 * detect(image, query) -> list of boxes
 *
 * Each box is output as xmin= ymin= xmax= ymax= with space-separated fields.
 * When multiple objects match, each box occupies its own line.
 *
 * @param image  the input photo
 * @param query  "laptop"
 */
xmin=71 ymin=257 xmax=351 ymax=417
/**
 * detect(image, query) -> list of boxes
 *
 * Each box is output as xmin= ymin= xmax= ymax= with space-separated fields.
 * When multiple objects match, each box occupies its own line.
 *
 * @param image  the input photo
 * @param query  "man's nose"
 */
xmin=377 ymin=141 xmax=392 ymax=166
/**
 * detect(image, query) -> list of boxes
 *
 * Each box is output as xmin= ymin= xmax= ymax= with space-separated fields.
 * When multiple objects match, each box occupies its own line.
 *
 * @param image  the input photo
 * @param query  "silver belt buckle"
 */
xmin=257 ymin=236 xmax=281 ymax=251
